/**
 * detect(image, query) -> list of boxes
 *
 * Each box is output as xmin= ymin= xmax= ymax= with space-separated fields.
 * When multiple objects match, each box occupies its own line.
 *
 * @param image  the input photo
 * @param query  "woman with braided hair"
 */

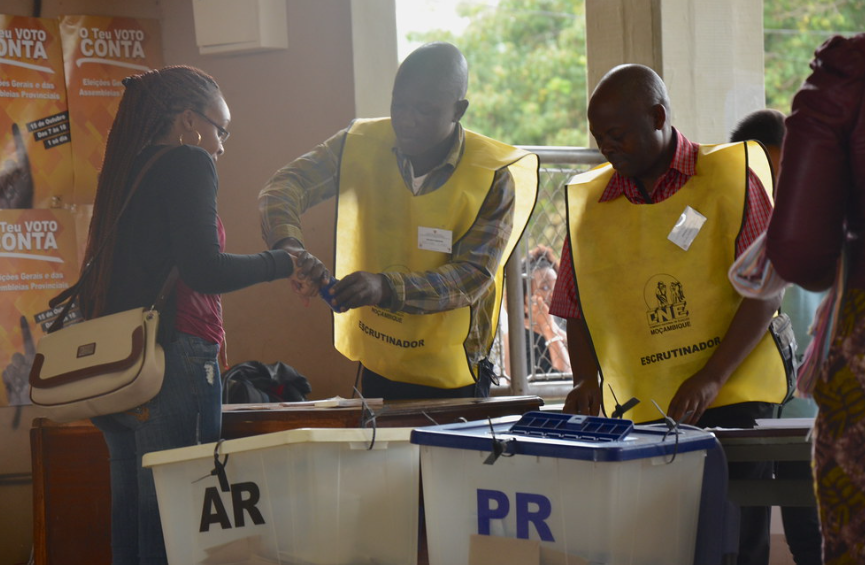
xmin=78 ymin=65 xmax=296 ymax=565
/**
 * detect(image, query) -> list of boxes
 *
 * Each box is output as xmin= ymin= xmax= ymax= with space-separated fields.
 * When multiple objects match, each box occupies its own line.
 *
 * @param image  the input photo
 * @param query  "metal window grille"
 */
xmin=490 ymin=147 xmax=605 ymax=400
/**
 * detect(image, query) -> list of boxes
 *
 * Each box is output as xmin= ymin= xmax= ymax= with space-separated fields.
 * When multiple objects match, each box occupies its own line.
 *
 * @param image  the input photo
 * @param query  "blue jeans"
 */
xmin=92 ymin=332 xmax=222 ymax=565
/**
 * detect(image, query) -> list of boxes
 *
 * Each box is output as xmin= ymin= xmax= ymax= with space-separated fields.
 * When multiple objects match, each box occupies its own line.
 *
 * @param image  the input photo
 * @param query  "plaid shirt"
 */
xmin=551 ymin=130 xmax=773 ymax=319
xmin=259 ymin=123 xmax=516 ymax=365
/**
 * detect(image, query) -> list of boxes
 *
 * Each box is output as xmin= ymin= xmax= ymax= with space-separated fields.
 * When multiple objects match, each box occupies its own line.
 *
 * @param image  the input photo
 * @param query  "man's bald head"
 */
xmin=390 ymin=43 xmax=470 ymax=169
xmin=592 ymin=64 xmax=671 ymax=114
xmin=587 ymin=64 xmax=675 ymax=185
xmin=395 ymin=42 xmax=468 ymax=100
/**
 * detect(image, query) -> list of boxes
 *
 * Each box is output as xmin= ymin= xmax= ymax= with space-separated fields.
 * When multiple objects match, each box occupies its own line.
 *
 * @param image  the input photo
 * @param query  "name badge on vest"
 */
xmin=668 ymin=206 xmax=707 ymax=251
xmin=418 ymin=226 xmax=452 ymax=253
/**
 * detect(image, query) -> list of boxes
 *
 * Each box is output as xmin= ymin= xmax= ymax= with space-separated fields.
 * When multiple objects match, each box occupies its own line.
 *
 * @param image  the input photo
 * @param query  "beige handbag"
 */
xmin=29 ymin=307 xmax=166 ymax=422
xmin=28 ymin=147 xmax=177 ymax=423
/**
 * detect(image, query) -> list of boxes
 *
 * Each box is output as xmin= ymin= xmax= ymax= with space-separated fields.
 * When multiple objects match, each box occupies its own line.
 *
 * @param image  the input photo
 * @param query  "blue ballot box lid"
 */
xmin=410 ymin=411 xmax=718 ymax=462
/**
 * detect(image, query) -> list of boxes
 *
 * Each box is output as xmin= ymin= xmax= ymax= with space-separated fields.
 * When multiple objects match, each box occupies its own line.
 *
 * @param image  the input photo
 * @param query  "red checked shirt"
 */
xmin=550 ymin=130 xmax=773 ymax=319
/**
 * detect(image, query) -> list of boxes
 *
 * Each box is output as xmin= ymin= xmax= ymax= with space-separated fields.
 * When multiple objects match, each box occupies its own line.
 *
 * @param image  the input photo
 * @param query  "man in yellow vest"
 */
xmin=550 ymin=64 xmax=787 ymax=565
xmin=259 ymin=42 xmax=538 ymax=400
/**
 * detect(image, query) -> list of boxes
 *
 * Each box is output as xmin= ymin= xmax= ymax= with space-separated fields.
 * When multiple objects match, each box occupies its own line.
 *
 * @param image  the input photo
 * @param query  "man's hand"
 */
xmin=289 ymin=249 xmax=329 ymax=299
xmin=664 ymin=296 xmax=782 ymax=425
xmin=328 ymin=271 xmax=392 ymax=311
xmin=562 ymin=374 xmax=602 ymax=416
xmin=666 ymin=368 xmax=723 ymax=425
xmin=562 ymin=318 xmax=602 ymax=415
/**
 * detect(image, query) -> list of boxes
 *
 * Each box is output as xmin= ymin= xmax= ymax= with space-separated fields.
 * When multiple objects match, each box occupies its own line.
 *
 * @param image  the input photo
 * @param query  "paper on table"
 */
xmin=755 ymin=417 xmax=815 ymax=429
xmin=221 ymin=396 xmax=384 ymax=411
xmin=308 ymin=396 xmax=383 ymax=408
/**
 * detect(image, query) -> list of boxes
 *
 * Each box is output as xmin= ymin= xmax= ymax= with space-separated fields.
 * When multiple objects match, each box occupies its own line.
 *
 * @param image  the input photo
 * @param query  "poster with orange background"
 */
xmin=60 ymin=15 xmax=163 ymax=205
xmin=0 ymin=15 xmax=73 ymax=209
xmin=0 ymin=209 xmax=78 ymax=406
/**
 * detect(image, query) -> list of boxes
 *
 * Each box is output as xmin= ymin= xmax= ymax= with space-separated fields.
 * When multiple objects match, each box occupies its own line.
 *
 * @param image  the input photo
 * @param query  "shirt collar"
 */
xmin=393 ymin=124 xmax=465 ymax=191
xmin=599 ymin=128 xmax=697 ymax=202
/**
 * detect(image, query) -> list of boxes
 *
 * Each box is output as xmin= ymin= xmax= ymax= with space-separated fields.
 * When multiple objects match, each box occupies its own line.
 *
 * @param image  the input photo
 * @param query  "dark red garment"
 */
xmin=765 ymin=34 xmax=865 ymax=565
xmin=175 ymin=216 xmax=226 ymax=345
xmin=765 ymin=34 xmax=865 ymax=291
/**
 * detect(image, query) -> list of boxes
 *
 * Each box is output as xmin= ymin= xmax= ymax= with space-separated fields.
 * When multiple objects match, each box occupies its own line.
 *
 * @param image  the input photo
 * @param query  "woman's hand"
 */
xmin=527 ymin=294 xmax=558 ymax=339
xmin=287 ymin=249 xmax=329 ymax=302
xmin=527 ymin=294 xmax=570 ymax=372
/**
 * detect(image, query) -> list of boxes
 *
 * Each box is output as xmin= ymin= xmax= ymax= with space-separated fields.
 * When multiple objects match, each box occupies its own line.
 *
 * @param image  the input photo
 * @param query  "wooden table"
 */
xmin=714 ymin=423 xmax=815 ymax=507
xmin=30 ymin=395 xmax=544 ymax=565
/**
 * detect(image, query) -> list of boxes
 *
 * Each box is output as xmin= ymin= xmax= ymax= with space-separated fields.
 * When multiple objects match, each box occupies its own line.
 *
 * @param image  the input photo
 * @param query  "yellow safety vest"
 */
xmin=567 ymin=141 xmax=786 ymax=423
xmin=334 ymin=118 xmax=538 ymax=388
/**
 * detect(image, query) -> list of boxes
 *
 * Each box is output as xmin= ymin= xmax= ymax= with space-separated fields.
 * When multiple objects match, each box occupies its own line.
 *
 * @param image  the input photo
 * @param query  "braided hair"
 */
xmin=79 ymin=65 xmax=222 ymax=318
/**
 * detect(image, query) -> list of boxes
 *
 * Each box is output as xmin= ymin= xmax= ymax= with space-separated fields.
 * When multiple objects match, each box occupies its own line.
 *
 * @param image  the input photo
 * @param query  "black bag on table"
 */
xmin=222 ymin=360 xmax=311 ymax=404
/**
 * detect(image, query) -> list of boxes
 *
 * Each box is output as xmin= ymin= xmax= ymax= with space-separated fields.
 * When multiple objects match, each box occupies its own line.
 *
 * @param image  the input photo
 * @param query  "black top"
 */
xmin=525 ymin=328 xmax=553 ymax=374
xmin=103 ymin=144 xmax=293 ymax=342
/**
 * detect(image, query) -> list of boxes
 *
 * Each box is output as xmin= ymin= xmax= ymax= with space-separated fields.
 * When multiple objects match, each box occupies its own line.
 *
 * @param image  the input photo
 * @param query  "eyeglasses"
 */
xmin=192 ymin=109 xmax=230 ymax=143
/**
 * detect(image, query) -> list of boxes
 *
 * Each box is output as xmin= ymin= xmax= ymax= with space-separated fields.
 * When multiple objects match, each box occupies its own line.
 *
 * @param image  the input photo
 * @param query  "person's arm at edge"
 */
xmin=765 ymin=37 xmax=862 ymax=291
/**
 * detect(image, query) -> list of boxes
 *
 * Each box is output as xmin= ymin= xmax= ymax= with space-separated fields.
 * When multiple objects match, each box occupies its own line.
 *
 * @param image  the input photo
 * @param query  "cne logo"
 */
xmin=644 ymin=274 xmax=691 ymax=334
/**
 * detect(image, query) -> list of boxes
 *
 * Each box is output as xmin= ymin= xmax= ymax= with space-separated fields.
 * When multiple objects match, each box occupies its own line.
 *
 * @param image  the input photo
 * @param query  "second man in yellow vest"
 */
xmin=259 ymin=42 xmax=538 ymax=400
xmin=550 ymin=64 xmax=787 ymax=565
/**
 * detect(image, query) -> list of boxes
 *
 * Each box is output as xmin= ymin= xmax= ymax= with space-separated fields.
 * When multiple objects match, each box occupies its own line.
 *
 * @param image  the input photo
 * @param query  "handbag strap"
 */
xmin=151 ymin=266 xmax=180 ymax=312
xmin=48 ymin=146 xmax=175 ymax=332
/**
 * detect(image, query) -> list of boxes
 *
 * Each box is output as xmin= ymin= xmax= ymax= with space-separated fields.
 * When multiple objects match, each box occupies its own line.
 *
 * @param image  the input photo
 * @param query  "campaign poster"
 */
xmin=60 ymin=15 xmax=163 ymax=205
xmin=0 ymin=15 xmax=73 ymax=209
xmin=0 ymin=209 xmax=78 ymax=406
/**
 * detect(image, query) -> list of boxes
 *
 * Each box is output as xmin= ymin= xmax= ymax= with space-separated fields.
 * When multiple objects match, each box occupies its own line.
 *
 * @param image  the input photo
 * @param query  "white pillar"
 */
xmin=351 ymin=0 xmax=399 ymax=118
xmin=585 ymin=0 xmax=764 ymax=144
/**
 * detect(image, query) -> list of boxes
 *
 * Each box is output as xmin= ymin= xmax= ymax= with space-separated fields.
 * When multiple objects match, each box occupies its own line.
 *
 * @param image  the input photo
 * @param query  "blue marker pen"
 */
xmin=319 ymin=276 xmax=341 ymax=311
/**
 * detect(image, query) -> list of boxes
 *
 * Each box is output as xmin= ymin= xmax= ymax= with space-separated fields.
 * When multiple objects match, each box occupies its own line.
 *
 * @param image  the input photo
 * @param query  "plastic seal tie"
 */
xmin=650 ymin=399 xmax=693 ymax=464
xmin=211 ymin=439 xmax=230 ymax=491
xmin=609 ymin=383 xmax=640 ymax=419
xmin=483 ymin=418 xmax=515 ymax=465
xmin=355 ymin=387 xmax=378 ymax=450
